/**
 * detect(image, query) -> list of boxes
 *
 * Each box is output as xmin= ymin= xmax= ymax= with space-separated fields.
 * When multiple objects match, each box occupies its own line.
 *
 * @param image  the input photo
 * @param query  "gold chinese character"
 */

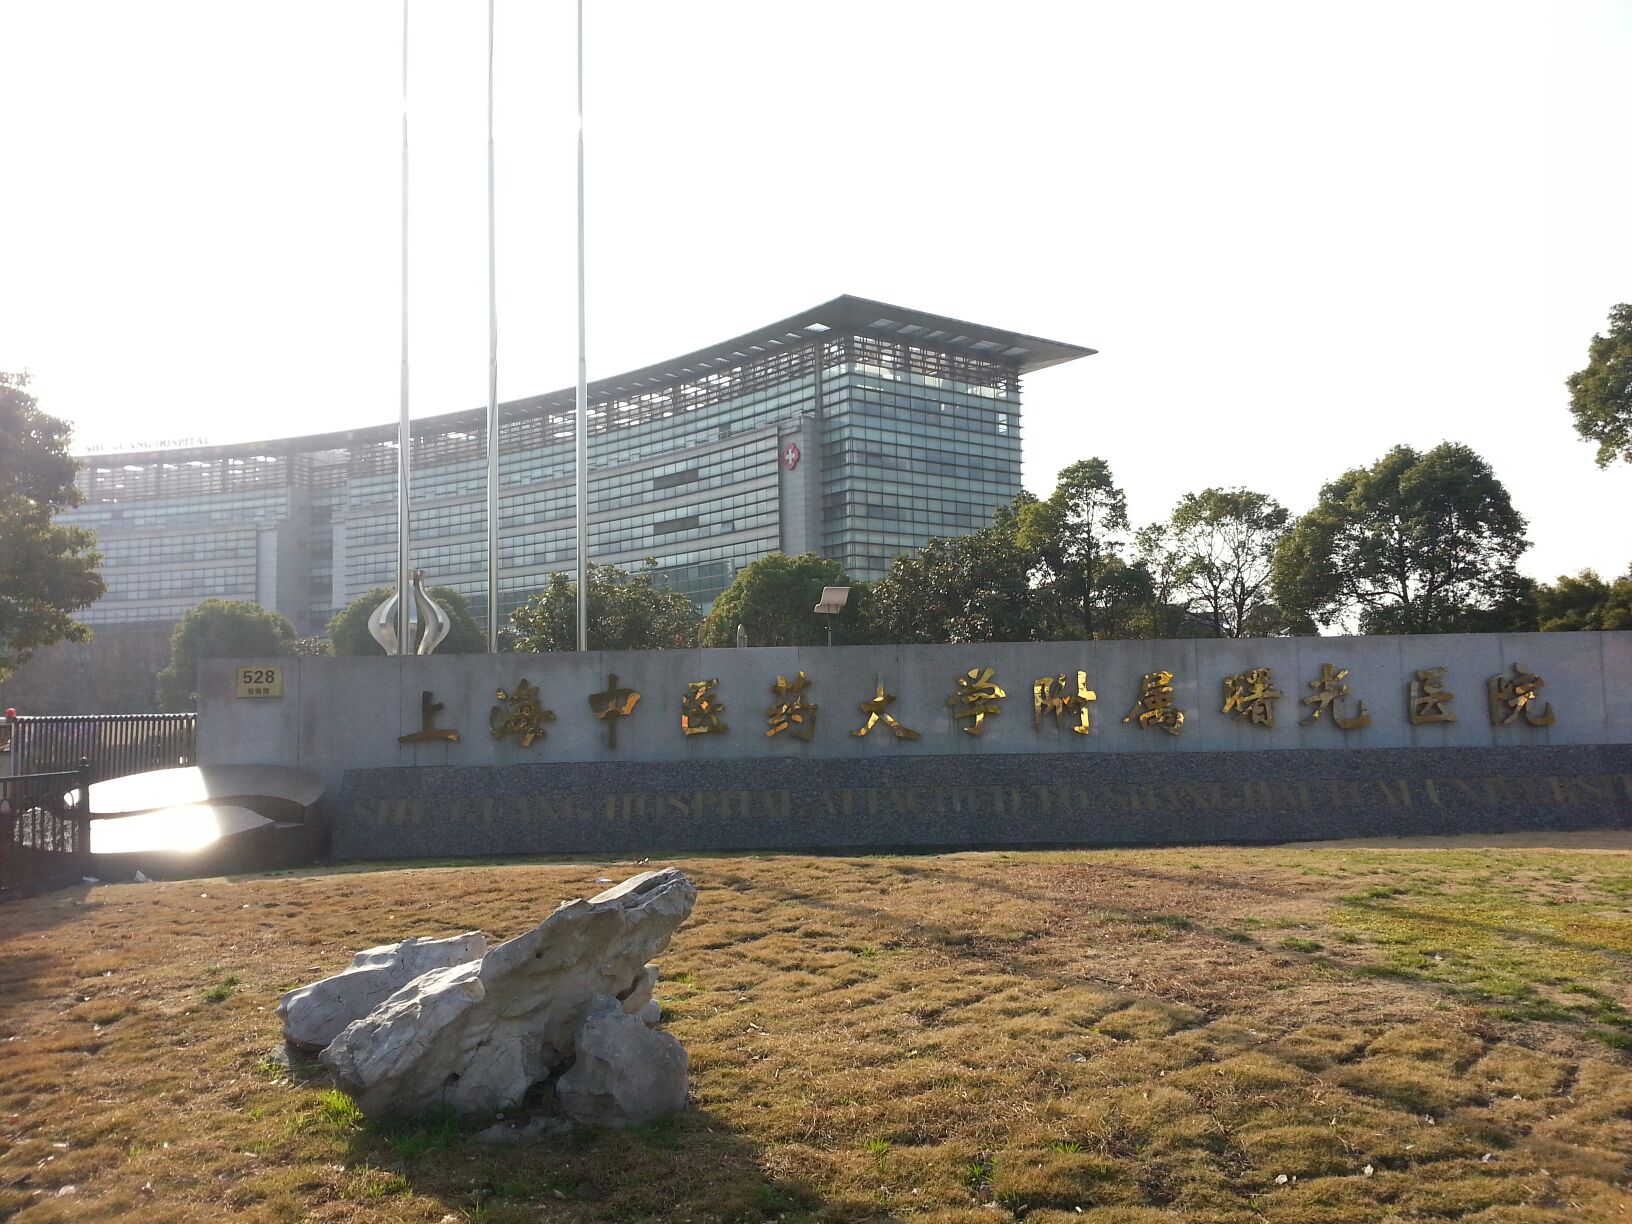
xmin=1408 ymin=667 xmax=1457 ymax=725
xmin=490 ymin=679 xmax=556 ymax=746
xmin=399 ymin=689 xmax=460 ymax=744
xmin=1124 ymin=671 xmax=1184 ymax=735
xmin=1222 ymin=668 xmax=1283 ymax=728
xmin=1034 ymin=671 xmax=1096 ymax=735
xmin=1488 ymin=664 xmax=1555 ymax=727
xmin=947 ymin=667 xmax=1005 ymax=736
xmin=853 ymin=678 xmax=920 ymax=740
xmin=588 ymin=674 xmax=641 ymax=749
xmin=766 ymin=672 xmax=818 ymax=741
xmin=1300 ymin=663 xmax=1370 ymax=731
xmin=681 ymin=679 xmax=728 ymax=736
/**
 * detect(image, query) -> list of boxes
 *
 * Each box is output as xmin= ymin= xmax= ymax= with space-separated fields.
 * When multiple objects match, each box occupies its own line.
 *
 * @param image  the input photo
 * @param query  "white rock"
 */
xmin=620 ymin=964 xmax=659 ymax=1015
xmin=557 ymin=995 xmax=688 ymax=1127
xmin=320 ymin=868 xmax=695 ymax=1117
xmin=278 ymin=932 xmax=486 ymax=1051
xmin=637 ymin=1000 xmax=662 ymax=1027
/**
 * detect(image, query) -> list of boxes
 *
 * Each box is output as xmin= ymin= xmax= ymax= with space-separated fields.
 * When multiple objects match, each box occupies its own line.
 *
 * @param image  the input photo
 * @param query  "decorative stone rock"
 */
xmin=557 ymin=994 xmax=689 ymax=1127
xmin=278 ymin=932 xmax=486 ymax=1051
xmin=319 ymin=868 xmax=695 ymax=1117
xmin=620 ymin=964 xmax=659 ymax=1016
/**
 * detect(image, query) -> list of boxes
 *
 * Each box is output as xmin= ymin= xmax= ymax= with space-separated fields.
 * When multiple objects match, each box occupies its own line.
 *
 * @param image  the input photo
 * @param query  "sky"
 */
xmin=1 ymin=0 xmax=1628 ymax=584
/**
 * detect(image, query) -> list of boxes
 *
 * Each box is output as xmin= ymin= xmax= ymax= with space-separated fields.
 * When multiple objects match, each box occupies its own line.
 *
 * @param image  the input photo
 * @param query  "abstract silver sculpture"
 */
xmin=369 ymin=569 xmax=452 ymax=656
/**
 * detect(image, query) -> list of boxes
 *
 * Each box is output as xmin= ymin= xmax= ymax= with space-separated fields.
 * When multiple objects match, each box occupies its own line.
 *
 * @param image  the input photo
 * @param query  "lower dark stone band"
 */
xmin=330 ymin=744 xmax=1632 ymax=860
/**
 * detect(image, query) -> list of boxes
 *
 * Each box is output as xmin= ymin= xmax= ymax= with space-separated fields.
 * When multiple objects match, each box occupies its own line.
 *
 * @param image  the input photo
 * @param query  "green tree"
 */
xmin=1567 ymin=303 xmax=1632 ymax=467
xmin=866 ymin=503 xmax=1047 ymax=643
xmin=327 ymin=585 xmax=486 ymax=655
xmin=1272 ymin=443 xmax=1533 ymax=635
xmin=512 ymin=561 xmax=701 ymax=652
xmin=156 ymin=599 xmax=295 ymax=711
xmin=0 ymin=372 xmax=105 ymax=681
xmin=1534 ymin=568 xmax=1632 ymax=631
xmin=1130 ymin=523 xmax=1213 ymax=639
xmin=700 ymin=553 xmax=863 ymax=647
xmin=1163 ymin=487 xmax=1307 ymax=637
xmin=1018 ymin=459 xmax=1149 ymax=639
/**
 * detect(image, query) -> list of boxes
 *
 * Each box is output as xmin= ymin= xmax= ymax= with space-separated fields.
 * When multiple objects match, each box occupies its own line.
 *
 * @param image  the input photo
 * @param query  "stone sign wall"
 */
xmin=198 ymin=632 xmax=1632 ymax=857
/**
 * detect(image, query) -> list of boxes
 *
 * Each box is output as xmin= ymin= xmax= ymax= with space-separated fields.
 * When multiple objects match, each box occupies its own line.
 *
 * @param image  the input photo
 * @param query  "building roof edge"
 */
xmin=75 ymin=296 xmax=1093 ymax=463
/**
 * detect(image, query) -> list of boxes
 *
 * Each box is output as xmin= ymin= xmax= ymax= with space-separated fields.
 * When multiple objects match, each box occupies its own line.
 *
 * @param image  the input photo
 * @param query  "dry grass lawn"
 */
xmin=1 ymin=843 xmax=1630 ymax=1223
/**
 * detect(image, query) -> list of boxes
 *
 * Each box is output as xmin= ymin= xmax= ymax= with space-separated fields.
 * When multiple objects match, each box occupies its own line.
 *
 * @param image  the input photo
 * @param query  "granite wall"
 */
xmin=197 ymin=632 xmax=1632 ymax=858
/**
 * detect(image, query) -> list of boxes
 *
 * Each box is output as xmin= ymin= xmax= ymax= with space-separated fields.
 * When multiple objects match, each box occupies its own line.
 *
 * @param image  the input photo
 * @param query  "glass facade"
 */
xmin=61 ymin=298 xmax=1088 ymax=634
xmin=820 ymin=335 xmax=1022 ymax=581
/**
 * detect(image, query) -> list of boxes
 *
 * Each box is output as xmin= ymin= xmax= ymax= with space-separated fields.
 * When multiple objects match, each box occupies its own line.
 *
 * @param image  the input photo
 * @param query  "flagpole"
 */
xmin=396 ymin=0 xmax=412 ymax=656
xmin=484 ymin=0 xmax=500 ymax=652
xmin=573 ymin=0 xmax=589 ymax=652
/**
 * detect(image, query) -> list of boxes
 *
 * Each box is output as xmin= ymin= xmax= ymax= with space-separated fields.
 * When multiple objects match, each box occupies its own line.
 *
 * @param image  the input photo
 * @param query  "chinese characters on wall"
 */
xmin=400 ymin=659 xmax=1559 ymax=752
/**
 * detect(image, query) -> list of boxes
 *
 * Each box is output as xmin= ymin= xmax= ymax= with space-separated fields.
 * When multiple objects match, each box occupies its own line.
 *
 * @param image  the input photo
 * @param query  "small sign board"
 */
xmin=236 ymin=666 xmax=283 ymax=698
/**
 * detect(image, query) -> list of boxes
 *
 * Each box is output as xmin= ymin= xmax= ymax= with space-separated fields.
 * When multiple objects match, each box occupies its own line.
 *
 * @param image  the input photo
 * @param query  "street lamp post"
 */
xmin=813 ymin=586 xmax=850 ymax=647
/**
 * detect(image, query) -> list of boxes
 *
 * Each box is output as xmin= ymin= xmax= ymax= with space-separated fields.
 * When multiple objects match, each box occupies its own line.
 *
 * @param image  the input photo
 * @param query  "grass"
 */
xmin=0 ymin=843 xmax=1629 ymax=1221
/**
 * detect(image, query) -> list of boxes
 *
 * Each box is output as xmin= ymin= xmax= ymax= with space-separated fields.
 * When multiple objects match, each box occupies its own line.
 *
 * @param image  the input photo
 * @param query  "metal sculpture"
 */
xmin=369 ymin=570 xmax=453 ymax=656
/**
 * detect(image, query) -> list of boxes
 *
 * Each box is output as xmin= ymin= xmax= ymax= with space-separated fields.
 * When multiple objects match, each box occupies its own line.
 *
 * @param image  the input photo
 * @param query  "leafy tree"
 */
xmin=1164 ymin=488 xmax=1307 ymax=637
xmin=156 ymin=599 xmax=295 ymax=711
xmin=512 ymin=561 xmax=700 ymax=652
xmin=700 ymin=553 xmax=863 ymax=647
xmin=1272 ymin=443 xmax=1533 ymax=635
xmin=1018 ymin=459 xmax=1149 ymax=639
xmin=327 ymin=585 xmax=486 ymax=655
xmin=0 ymin=372 xmax=105 ymax=681
xmin=1129 ymin=523 xmax=1214 ymax=639
xmin=1567 ymin=303 xmax=1632 ymax=467
xmin=1127 ymin=523 xmax=1185 ymax=638
xmin=866 ymin=503 xmax=1047 ymax=643
xmin=1534 ymin=569 xmax=1632 ymax=631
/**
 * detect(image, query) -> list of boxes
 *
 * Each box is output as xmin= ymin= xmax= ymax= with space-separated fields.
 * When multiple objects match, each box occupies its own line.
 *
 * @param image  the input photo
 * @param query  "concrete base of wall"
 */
xmin=331 ymin=743 xmax=1632 ymax=860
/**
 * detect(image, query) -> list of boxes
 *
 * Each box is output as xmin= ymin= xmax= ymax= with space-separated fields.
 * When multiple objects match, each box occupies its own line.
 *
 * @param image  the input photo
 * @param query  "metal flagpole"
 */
xmin=573 ymin=0 xmax=589 ymax=652
xmin=396 ymin=0 xmax=412 ymax=656
xmin=485 ymin=0 xmax=500 ymax=652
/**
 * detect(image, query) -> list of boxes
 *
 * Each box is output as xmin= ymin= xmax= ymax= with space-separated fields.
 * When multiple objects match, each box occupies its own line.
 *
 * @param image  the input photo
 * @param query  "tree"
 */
xmin=1164 ymin=488 xmax=1307 ymax=637
xmin=512 ymin=561 xmax=701 ymax=652
xmin=866 ymin=502 xmax=1048 ymax=643
xmin=1272 ymin=443 xmax=1533 ymax=635
xmin=1567 ymin=303 xmax=1632 ymax=467
xmin=1017 ymin=459 xmax=1149 ymax=639
xmin=327 ymin=585 xmax=486 ymax=655
xmin=0 ymin=372 xmax=105 ymax=681
xmin=1127 ymin=523 xmax=1193 ymax=638
xmin=156 ymin=599 xmax=295 ymax=711
xmin=1534 ymin=569 xmax=1632 ymax=631
xmin=700 ymin=553 xmax=862 ymax=647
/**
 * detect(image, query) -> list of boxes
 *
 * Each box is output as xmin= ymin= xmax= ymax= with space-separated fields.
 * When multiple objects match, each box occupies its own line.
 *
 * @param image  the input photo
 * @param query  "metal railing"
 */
xmin=0 ymin=765 xmax=92 ymax=891
xmin=6 ymin=714 xmax=195 ymax=784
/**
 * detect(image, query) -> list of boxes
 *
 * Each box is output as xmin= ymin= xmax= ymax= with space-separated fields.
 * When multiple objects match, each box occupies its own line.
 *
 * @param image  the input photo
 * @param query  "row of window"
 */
xmin=822 ymin=382 xmax=1021 ymax=420
xmin=340 ymin=437 xmax=779 ymax=541
xmin=62 ymin=491 xmax=288 ymax=529
xmin=98 ymin=565 xmax=256 ymax=602
xmin=347 ymin=471 xmax=782 ymax=560
xmin=97 ymin=529 xmax=259 ymax=567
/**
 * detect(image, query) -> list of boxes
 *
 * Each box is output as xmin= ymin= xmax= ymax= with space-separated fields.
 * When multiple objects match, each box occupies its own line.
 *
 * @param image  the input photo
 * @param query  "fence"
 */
xmin=0 ymin=765 xmax=92 ymax=892
xmin=5 ymin=714 xmax=196 ymax=784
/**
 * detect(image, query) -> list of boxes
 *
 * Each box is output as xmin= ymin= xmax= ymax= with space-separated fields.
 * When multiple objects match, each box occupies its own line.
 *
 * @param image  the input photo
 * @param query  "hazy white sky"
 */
xmin=1 ymin=1 xmax=1627 ymax=583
